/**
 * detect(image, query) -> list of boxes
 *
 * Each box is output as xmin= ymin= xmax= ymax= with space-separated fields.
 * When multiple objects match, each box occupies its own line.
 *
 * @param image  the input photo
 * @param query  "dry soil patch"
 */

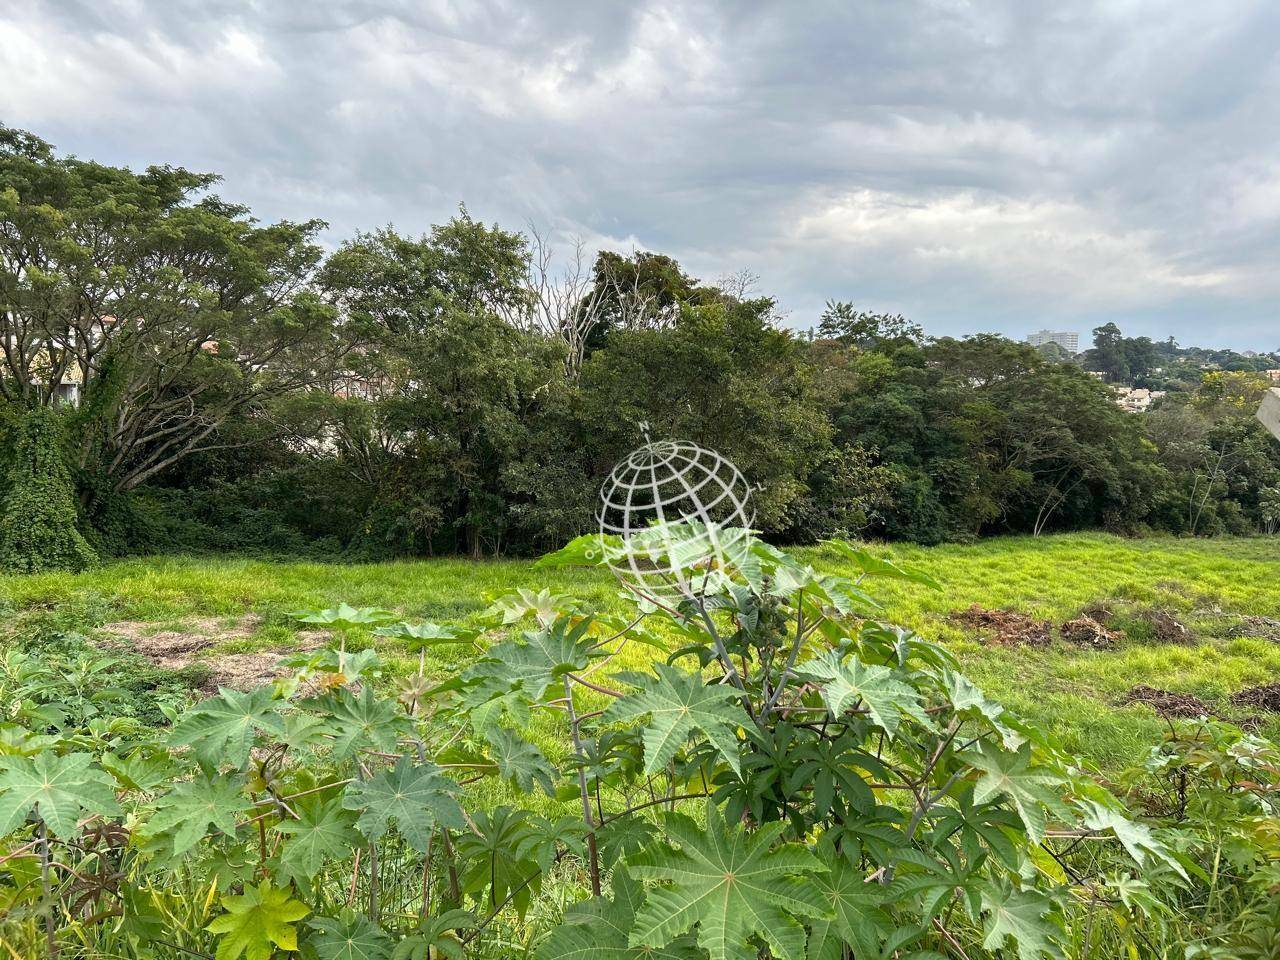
xmin=98 ymin=616 xmax=322 ymax=690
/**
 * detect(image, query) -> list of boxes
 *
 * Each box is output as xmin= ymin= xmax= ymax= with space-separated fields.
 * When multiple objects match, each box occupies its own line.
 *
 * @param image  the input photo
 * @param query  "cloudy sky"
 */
xmin=3 ymin=1 xmax=1279 ymax=349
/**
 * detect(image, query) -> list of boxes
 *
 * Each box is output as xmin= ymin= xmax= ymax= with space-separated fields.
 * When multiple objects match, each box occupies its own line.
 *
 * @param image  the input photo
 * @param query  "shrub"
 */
xmin=0 ymin=531 xmax=1273 ymax=958
xmin=0 ymin=408 xmax=97 ymax=573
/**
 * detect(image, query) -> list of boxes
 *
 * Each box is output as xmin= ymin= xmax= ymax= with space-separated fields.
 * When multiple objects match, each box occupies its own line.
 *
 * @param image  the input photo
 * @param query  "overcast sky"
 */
xmin=3 ymin=1 xmax=1279 ymax=349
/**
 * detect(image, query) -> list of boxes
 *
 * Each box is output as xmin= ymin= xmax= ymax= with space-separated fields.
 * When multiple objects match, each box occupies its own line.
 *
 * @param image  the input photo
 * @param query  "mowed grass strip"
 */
xmin=1 ymin=533 xmax=1276 ymax=773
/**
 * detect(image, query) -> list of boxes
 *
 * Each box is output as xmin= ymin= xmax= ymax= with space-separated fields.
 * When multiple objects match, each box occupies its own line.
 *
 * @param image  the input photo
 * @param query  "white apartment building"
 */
xmin=1025 ymin=329 xmax=1080 ymax=353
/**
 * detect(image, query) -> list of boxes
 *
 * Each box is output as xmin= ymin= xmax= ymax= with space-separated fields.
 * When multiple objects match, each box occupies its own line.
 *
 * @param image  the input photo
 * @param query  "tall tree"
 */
xmin=817 ymin=301 xmax=924 ymax=348
xmin=321 ymin=216 xmax=566 ymax=556
xmin=1085 ymin=322 xmax=1130 ymax=382
xmin=580 ymin=294 xmax=832 ymax=533
xmin=0 ymin=126 xmax=349 ymax=496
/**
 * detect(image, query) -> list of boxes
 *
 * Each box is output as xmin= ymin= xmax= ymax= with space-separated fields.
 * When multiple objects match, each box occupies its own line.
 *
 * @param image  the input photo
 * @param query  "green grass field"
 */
xmin=2 ymin=533 xmax=1277 ymax=776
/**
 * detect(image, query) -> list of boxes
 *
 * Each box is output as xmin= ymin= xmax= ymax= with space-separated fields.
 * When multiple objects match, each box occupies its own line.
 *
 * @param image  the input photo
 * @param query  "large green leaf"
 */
xmin=316 ymin=686 xmax=407 ymax=761
xmin=0 ymin=751 xmax=120 ymax=840
xmin=466 ymin=616 xmax=595 ymax=704
xmin=101 ymin=747 xmax=178 ymax=793
xmin=804 ymin=847 xmax=894 ymax=959
xmin=537 ymin=866 xmax=704 ymax=960
xmin=207 ymin=879 xmax=310 ymax=960
xmin=455 ymin=806 xmax=545 ymax=918
xmin=342 ymin=756 xmax=466 ymax=852
xmin=979 ymin=880 xmax=1063 ymax=960
xmin=484 ymin=589 xmax=578 ymax=626
xmin=456 ymin=676 xmax=531 ymax=735
xmin=307 ymin=912 xmax=394 ymax=960
xmin=605 ymin=664 xmax=745 ymax=776
xmin=169 ymin=687 xmax=285 ymax=769
xmin=292 ymin=603 xmax=397 ymax=628
xmin=939 ymin=669 xmax=1024 ymax=750
xmin=793 ymin=651 xmax=927 ymax=738
xmin=961 ymin=743 xmax=1066 ymax=844
xmin=627 ymin=803 xmax=829 ymax=960
xmin=374 ymin=622 xmax=479 ymax=649
xmin=392 ymin=909 xmax=475 ymax=960
xmin=1076 ymin=799 xmax=1184 ymax=877
xmin=823 ymin=541 xmax=942 ymax=590
xmin=148 ymin=772 xmax=251 ymax=856
xmin=276 ymin=795 xmax=361 ymax=882
xmin=486 ymin=727 xmax=555 ymax=795
xmin=533 ymin=533 xmax=617 ymax=569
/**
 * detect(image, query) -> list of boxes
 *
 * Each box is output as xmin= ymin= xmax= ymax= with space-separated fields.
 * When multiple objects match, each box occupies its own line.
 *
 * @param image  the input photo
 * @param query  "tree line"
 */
xmin=1 ymin=126 xmax=1277 ymax=567
xmin=1070 ymin=321 xmax=1279 ymax=387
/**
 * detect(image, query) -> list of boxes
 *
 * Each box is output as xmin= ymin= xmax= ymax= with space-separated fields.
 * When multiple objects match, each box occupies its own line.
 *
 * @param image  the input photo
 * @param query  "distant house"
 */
xmin=23 ymin=340 xmax=83 ymax=406
xmin=1024 ymin=329 xmax=1080 ymax=353
xmin=1265 ymin=369 xmax=1280 ymax=384
xmin=1112 ymin=385 xmax=1165 ymax=412
xmin=49 ymin=373 xmax=81 ymax=406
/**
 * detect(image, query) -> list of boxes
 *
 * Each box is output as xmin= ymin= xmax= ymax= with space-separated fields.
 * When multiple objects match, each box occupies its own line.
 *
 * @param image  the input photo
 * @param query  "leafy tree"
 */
xmin=0 ymin=407 xmax=97 ymax=572
xmin=1262 ymin=486 xmax=1280 ymax=534
xmin=0 ymin=126 xmax=351 ymax=498
xmin=817 ymin=300 xmax=924 ymax=348
xmin=581 ymin=250 xmax=710 ymax=343
xmin=1085 ymin=322 xmax=1130 ymax=382
xmin=1146 ymin=373 xmax=1280 ymax=533
xmin=814 ymin=334 xmax=1166 ymax=540
xmin=1083 ymin=324 xmax=1159 ymax=384
xmin=580 ymin=295 xmax=832 ymax=532
xmin=321 ymin=218 xmax=568 ymax=556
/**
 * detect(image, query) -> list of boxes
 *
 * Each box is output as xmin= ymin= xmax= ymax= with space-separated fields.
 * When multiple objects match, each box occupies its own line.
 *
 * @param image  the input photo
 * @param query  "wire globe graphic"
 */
xmin=597 ymin=436 xmax=755 ymax=606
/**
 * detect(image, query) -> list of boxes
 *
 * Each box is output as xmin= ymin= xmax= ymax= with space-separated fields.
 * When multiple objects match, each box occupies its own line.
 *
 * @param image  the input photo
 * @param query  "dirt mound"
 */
xmin=1123 ymin=685 xmax=1213 ymax=719
xmin=1232 ymin=683 xmax=1280 ymax=712
xmin=1227 ymin=616 xmax=1280 ymax=641
xmin=951 ymin=605 xmax=1052 ymax=647
xmin=98 ymin=616 xmax=315 ymax=691
xmin=1145 ymin=610 xmax=1192 ymax=645
xmin=1060 ymin=615 xmax=1123 ymax=650
xmin=1079 ymin=602 xmax=1114 ymax=624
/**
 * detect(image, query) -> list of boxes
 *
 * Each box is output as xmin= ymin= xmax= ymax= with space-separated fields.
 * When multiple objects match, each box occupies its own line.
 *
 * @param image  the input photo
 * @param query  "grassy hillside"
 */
xmin=2 ymin=533 xmax=1277 ymax=774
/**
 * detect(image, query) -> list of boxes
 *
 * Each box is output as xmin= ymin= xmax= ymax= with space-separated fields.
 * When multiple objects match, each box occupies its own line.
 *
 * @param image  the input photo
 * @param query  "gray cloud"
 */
xmin=2 ymin=0 xmax=1278 ymax=348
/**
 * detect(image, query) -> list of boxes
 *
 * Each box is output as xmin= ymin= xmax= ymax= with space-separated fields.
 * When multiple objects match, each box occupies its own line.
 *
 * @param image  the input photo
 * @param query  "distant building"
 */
xmin=1025 ymin=329 xmax=1080 ymax=353
xmin=1112 ymin=386 xmax=1165 ymax=413
xmin=1266 ymin=369 xmax=1280 ymax=384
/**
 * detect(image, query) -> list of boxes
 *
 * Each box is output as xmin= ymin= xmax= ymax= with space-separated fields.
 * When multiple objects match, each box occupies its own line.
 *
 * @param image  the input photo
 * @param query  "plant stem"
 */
xmin=564 ymin=675 xmax=601 ymax=896
xmin=597 ymin=792 xmax=714 ymax=826
xmin=694 ymin=600 xmax=756 ymax=721
xmin=38 ymin=819 xmax=57 ymax=959
xmin=565 ymin=673 xmax=623 ymax=698
xmin=368 ymin=841 xmax=379 ymax=922
xmin=764 ymin=590 xmax=805 ymax=712
xmin=441 ymin=829 xmax=461 ymax=904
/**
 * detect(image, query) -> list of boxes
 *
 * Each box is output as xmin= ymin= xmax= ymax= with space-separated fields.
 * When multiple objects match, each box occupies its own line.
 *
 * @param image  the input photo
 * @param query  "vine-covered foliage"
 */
xmin=0 ymin=530 xmax=1275 ymax=958
xmin=0 ymin=408 xmax=97 ymax=573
